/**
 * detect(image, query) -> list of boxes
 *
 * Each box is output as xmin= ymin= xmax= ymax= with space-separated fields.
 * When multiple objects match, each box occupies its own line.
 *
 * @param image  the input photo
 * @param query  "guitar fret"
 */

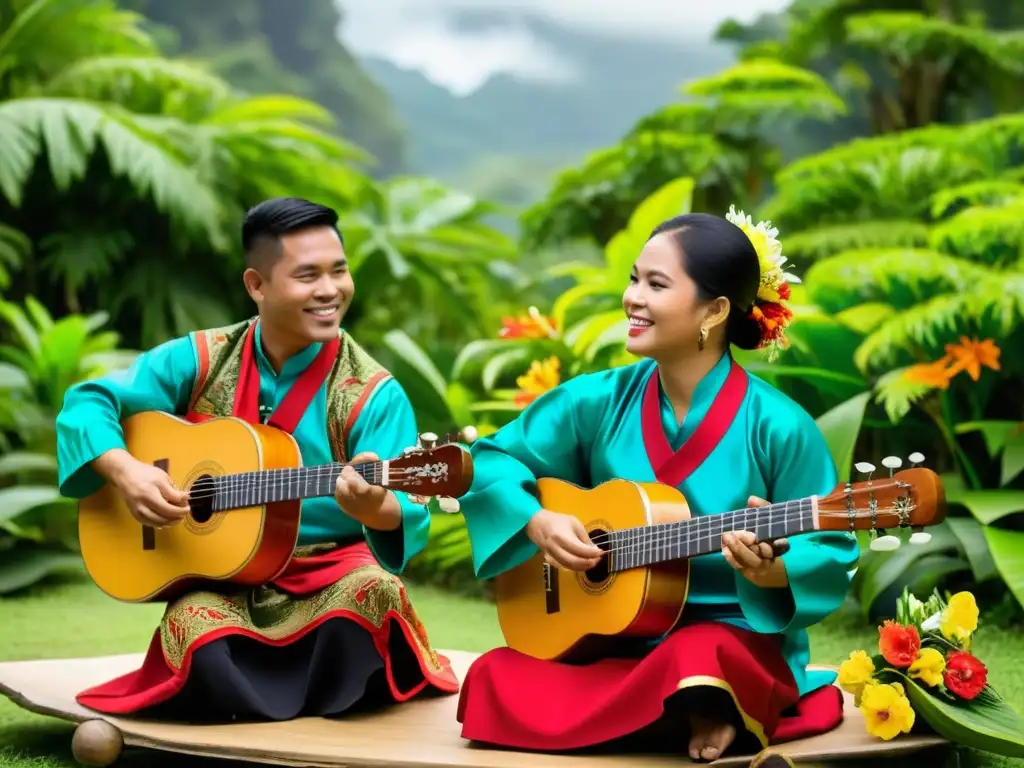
xmin=208 ymin=460 xmax=388 ymax=511
xmin=608 ymin=498 xmax=816 ymax=572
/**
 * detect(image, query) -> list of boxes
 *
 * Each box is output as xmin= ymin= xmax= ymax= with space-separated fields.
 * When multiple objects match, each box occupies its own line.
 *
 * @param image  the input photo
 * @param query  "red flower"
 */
xmin=878 ymin=620 xmax=921 ymax=668
xmin=944 ymin=651 xmax=988 ymax=700
xmin=778 ymin=282 xmax=791 ymax=301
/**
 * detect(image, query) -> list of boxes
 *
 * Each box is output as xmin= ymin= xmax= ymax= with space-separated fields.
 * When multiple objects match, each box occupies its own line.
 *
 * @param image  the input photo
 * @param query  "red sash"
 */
xmin=187 ymin=320 xmax=340 ymax=432
xmin=640 ymin=359 xmax=748 ymax=487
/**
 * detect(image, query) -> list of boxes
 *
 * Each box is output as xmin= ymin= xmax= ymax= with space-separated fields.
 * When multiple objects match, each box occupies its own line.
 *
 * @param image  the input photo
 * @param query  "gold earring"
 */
xmin=698 ymin=326 xmax=708 ymax=351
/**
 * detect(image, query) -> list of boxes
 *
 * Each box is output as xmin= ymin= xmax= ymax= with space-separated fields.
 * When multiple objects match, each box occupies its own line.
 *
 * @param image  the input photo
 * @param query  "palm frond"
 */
xmin=783 ymin=220 xmax=930 ymax=263
xmin=804 ymin=248 xmax=993 ymax=313
xmin=37 ymin=229 xmax=133 ymax=292
xmin=0 ymin=97 xmax=222 ymax=243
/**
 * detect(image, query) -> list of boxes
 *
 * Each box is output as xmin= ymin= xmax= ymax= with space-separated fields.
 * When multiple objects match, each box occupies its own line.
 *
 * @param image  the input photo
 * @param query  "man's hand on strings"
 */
xmin=721 ymin=495 xmax=791 ymax=588
xmin=335 ymin=451 xmax=401 ymax=531
xmin=526 ymin=509 xmax=604 ymax=572
xmin=99 ymin=450 xmax=190 ymax=528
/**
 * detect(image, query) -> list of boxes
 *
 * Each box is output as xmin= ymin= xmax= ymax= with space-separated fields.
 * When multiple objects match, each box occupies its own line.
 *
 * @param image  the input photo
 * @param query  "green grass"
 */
xmin=1 ymin=577 xmax=1022 ymax=768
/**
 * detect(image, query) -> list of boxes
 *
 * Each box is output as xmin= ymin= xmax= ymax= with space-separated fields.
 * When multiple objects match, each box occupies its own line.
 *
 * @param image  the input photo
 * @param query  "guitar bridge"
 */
xmin=542 ymin=562 xmax=560 ymax=614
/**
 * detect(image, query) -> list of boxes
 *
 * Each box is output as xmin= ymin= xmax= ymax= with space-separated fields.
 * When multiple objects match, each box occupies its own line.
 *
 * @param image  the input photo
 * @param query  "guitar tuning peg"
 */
xmin=418 ymin=432 xmax=438 ymax=450
xmin=909 ymin=526 xmax=932 ymax=545
xmin=854 ymin=461 xmax=876 ymax=480
xmin=460 ymin=425 xmax=479 ymax=444
xmin=869 ymin=529 xmax=901 ymax=552
xmin=437 ymin=496 xmax=461 ymax=514
xmin=909 ymin=452 xmax=925 ymax=467
xmin=881 ymin=456 xmax=903 ymax=476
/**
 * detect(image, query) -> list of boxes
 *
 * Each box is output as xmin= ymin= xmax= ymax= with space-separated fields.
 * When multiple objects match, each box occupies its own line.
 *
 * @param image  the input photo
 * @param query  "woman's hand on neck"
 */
xmin=656 ymin=347 xmax=725 ymax=425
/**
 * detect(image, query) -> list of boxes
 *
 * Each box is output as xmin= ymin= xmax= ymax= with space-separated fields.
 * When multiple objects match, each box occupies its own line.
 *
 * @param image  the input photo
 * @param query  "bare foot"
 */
xmin=687 ymin=712 xmax=737 ymax=762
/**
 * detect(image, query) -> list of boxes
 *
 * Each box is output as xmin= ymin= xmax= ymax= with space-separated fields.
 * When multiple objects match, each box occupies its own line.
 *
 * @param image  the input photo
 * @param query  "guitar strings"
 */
xmin=583 ymin=500 xmax=816 ymax=547
xmin=174 ymin=463 xmax=408 ymax=502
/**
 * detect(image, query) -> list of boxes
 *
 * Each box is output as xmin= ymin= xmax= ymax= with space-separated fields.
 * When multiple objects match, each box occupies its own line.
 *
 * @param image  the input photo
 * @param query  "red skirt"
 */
xmin=456 ymin=622 xmax=843 ymax=753
xmin=77 ymin=543 xmax=460 ymax=717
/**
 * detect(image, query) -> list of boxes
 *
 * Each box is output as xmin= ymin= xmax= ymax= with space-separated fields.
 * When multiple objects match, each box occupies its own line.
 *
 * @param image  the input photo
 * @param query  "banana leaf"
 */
xmin=893 ymin=673 xmax=1024 ymax=758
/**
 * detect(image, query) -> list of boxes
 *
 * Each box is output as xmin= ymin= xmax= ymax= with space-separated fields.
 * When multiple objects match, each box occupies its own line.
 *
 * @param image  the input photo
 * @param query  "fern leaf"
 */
xmin=763 ymin=146 xmax=988 ymax=231
xmin=0 ymin=97 xmax=222 ymax=242
xmin=929 ymin=201 xmax=1024 ymax=267
xmin=873 ymin=366 xmax=937 ymax=423
xmin=0 ymin=223 xmax=30 ymax=288
xmin=42 ymin=56 xmax=232 ymax=117
xmin=804 ymin=248 xmax=993 ymax=313
xmin=854 ymin=273 xmax=1024 ymax=371
xmin=930 ymin=180 xmax=1024 ymax=220
xmin=783 ymin=220 xmax=930 ymax=263
xmin=844 ymin=12 xmax=1024 ymax=76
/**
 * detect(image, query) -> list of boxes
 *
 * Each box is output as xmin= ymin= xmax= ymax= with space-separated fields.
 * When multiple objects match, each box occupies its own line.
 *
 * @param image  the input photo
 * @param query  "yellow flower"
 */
xmin=940 ymin=592 xmax=979 ymax=644
xmin=514 ymin=356 xmax=560 ymax=406
xmin=837 ymin=650 xmax=875 ymax=700
xmin=859 ymin=682 xmax=916 ymax=741
xmin=909 ymin=647 xmax=945 ymax=688
xmin=724 ymin=205 xmax=800 ymax=302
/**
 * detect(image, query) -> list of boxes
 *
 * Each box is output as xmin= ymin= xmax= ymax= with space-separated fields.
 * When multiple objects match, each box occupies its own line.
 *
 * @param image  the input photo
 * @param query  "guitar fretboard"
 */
xmin=207 ymin=462 xmax=384 ymax=511
xmin=607 ymin=498 xmax=816 ymax=572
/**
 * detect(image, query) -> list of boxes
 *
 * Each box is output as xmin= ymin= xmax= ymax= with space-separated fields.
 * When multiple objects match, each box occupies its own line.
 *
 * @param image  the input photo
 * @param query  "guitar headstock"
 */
xmin=388 ymin=434 xmax=474 ymax=500
xmin=815 ymin=452 xmax=947 ymax=552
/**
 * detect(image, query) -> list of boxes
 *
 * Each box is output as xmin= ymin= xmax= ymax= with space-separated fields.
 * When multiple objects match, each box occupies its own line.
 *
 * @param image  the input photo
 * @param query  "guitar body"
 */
xmin=78 ymin=412 xmax=303 ymax=603
xmin=494 ymin=477 xmax=692 ymax=662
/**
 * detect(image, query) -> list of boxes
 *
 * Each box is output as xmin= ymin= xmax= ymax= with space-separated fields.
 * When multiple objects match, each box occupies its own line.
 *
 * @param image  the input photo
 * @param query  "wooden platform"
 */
xmin=0 ymin=650 xmax=947 ymax=766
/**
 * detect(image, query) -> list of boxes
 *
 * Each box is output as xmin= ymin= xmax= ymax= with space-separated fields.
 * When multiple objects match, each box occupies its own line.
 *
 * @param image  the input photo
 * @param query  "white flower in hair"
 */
xmin=726 ymin=205 xmax=800 ymax=302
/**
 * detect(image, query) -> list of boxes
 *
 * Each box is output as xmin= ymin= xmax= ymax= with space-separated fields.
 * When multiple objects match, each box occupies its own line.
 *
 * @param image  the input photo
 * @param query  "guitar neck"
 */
xmin=608 ymin=497 xmax=818 ymax=572
xmin=210 ymin=461 xmax=386 ymax=511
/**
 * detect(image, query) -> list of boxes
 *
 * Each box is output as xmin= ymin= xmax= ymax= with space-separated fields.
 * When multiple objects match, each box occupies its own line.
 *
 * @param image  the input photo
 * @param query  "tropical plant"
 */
xmin=0 ymin=0 xmax=370 ymax=348
xmin=338 ymin=176 xmax=521 ymax=351
xmin=754 ymin=112 xmax=1024 ymax=621
xmin=518 ymin=58 xmax=848 ymax=251
xmin=0 ymin=297 xmax=138 ymax=594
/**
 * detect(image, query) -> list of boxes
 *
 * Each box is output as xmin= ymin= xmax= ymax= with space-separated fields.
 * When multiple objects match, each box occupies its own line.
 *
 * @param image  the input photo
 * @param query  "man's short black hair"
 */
xmin=241 ymin=197 xmax=342 ymax=271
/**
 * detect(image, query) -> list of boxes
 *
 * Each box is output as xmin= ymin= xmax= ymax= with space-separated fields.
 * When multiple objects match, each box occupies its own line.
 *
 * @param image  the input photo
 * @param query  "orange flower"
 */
xmin=878 ymin=620 xmax=921 ymax=668
xmin=514 ymin=356 xmax=560 ymax=406
xmin=499 ymin=307 xmax=558 ymax=340
xmin=903 ymin=356 xmax=956 ymax=389
xmin=944 ymin=337 xmax=1001 ymax=381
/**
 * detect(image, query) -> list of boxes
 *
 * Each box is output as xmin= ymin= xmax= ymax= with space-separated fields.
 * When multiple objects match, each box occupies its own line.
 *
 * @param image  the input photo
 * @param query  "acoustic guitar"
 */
xmin=78 ymin=411 xmax=473 ymax=603
xmin=494 ymin=456 xmax=947 ymax=662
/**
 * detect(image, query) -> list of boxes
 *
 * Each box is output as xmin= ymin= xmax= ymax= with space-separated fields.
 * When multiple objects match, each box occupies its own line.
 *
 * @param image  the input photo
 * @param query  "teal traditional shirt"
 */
xmin=460 ymin=352 xmax=859 ymax=696
xmin=55 ymin=324 xmax=429 ymax=575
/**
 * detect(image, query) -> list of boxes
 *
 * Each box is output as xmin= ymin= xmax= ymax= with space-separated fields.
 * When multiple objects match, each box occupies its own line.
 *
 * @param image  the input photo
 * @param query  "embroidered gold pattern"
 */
xmin=159 ymin=563 xmax=444 ymax=671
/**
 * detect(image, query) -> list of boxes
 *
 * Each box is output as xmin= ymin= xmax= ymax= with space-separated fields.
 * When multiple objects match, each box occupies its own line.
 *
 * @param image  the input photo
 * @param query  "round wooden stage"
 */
xmin=0 ymin=650 xmax=947 ymax=767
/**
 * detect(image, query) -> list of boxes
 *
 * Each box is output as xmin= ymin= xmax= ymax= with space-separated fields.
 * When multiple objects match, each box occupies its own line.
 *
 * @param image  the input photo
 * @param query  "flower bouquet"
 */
xmin=837 ymin=588 xmax=1024 ymax=758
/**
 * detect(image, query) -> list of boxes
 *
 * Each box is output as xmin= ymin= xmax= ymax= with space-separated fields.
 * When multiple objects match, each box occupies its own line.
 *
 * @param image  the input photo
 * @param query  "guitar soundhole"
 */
xmin=583 ymin=528 xmax=612 ymax=586
xmin=188 ymin=475 xmax=217 ymax=525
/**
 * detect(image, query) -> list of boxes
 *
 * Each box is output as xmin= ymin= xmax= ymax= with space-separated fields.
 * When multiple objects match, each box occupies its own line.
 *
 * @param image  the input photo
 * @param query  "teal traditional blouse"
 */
xmin=459 ymin=352 xmax=859 ymax=696
xmin=55 ymin=325 xmax=428 ymax=574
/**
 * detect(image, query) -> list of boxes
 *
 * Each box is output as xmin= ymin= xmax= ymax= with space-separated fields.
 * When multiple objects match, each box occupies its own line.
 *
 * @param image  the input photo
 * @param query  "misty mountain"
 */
xmin=361 ymin=14 xmax=738 ymax=200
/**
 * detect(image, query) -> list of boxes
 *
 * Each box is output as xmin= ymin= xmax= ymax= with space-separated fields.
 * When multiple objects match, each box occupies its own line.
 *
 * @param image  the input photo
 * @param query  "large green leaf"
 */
xmin=0 ymin=548 xmax=83 ymax=595
xmin=946 ymin=487 xmax=1024 ymax=525
xmin=983 ymin=527 xmax=1024 ymax=610
xmin=0 ymin=451 xmax=57 ymax=475
xmin=815 ymin=391 xmax=871 ymax=483
xmin=895 ymin=673 xmax=1024 ymax=759
xmin=945 ymin=517 xmax=998 ymax=584
xmin=853 ymin=522 xmax=963 ymax=619
xmin=0 ymin=485 xmax=64 ymax=524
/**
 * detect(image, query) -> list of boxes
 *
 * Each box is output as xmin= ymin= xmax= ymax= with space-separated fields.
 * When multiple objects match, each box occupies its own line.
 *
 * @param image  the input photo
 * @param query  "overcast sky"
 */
xmin=336 ymin=0 xmax=790 ymax=94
